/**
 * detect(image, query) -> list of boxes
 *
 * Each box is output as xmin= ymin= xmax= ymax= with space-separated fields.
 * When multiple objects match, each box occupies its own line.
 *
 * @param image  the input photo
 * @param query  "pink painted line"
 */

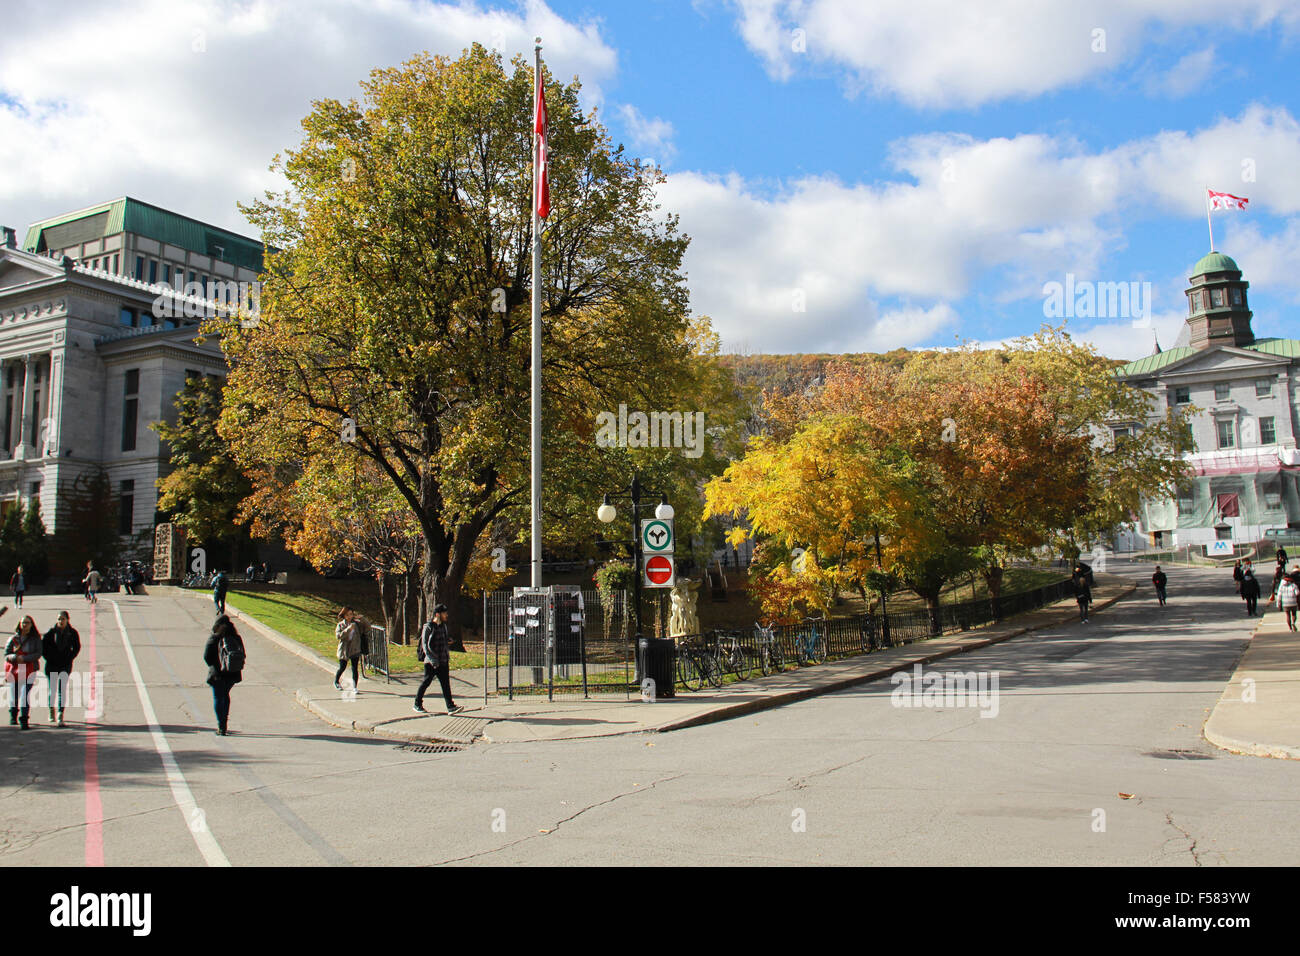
xmin=84 ymin=603 xmax=103 ymax=867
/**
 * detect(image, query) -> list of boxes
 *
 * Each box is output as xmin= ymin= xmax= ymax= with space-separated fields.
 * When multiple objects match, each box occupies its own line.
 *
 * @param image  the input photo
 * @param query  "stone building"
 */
xmin=1115 ymin=251 xmax=1300 ymax=549
xmin=0 ymin=197 xmax=262 ymax=566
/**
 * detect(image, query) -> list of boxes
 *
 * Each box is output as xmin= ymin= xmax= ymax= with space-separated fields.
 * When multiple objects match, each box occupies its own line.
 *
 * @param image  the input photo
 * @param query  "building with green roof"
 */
xmin=1115 ymin=251 xmax=1300 ymax=550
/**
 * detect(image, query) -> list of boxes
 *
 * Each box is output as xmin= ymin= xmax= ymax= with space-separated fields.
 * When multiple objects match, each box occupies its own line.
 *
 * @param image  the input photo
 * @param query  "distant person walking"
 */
xmin=211 ymin=570 xmax=229 ymax=615
xmin=203 ymin=614 xmax=246 ymax=735
xmin=5 ymin=612 xmax=41 ymax=729
xmin=414 ymin=603 xmax=461 ymax=715
xmin=334 ymin=607 xmax=362 ymax=692
xmin=42 ymin=611 xmax=80 ymax=727
xmin=1072 ymin=561 xmax=1094 ymax=623
xmin=1241 ymin=569 xmax=1262 ymax=616
xmin=1233 ymin=560 xmax=1244 ymax=595
xmin=1277 ymin=545 xmax=1289 ymax=567
xmin=9 ymin=566 xmax=26 ymax=609
xmin=1152 ymin=566 xmax=1168 ymax=606
xmin=82 ymin=562 xmax=100 ymax=604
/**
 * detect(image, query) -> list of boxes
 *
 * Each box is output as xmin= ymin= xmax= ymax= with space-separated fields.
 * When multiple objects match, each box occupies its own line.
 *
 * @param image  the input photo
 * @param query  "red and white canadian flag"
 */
xmin=534 ymin=67 xmax=550 ymax=220
xmin=1207 ymin=188 xmax=1249 ymax=211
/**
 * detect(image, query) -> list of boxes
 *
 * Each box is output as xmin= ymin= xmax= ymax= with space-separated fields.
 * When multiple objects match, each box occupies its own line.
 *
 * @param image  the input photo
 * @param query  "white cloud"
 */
xmin=617 ymin=104 xmax=677 ymax=165
xmin=1144 ymin=47 xmax=1217 ymax=98
xmin=0 ymin=0 xmax=617 ymax=237
xmin=661 ymin=106 xmax=1300 ymax=353
xmin=731 ymin=0 xmax=1299 ymax=107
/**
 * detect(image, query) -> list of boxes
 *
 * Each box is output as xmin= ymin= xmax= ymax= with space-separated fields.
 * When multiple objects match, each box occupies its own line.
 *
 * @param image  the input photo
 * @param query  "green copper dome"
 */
xmin=1192 ymin=251 xmax=1240 ymax=275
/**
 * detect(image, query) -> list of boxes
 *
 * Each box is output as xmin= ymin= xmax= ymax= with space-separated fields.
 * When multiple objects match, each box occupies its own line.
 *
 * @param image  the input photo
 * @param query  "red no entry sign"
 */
xmin=644 ymin=554 xmax=674 ymax=587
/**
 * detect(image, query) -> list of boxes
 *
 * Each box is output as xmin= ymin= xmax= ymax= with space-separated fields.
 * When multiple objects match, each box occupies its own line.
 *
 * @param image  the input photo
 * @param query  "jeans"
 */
xmin=1246 ymin=596 xmax=1258 ymax=615
xmin=335 ymin=656 xmax=359 ymax=687
xmin=415 ymin=663 xmax=454 ymax=711
xmin=13 ymin=590 xmax=23 ymax=608
xmin=211 ymin=676 xmax=233 ymax=730
xmin=214 ymin=593 xmax=226 ymax=614
xmin=8 ymin=676 xmax=36 ymax=724
xmin=1155 ymin=585 xmax=1166 ymax=605
xmin=48 ymin=672 xmax=71 ymax=711
xmin=1078 ymin=598 xmax=1090 ymax=621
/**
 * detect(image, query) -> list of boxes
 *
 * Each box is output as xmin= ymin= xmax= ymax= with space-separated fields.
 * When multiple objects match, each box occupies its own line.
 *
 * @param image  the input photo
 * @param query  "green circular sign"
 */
xmin=641 ymin=519 xmax=673 ymax=553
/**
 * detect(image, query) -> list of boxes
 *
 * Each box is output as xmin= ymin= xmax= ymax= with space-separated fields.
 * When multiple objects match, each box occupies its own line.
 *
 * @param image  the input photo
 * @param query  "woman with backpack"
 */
xmin=203 ymin=614 xmax=246 ymax=736
xmin=5 ymin=613 xmax=41 ymax=729
xmin=334 ymin=607 xmax=362 ymax=692
xmin=10 ymin=565 xmax=26 ymax=609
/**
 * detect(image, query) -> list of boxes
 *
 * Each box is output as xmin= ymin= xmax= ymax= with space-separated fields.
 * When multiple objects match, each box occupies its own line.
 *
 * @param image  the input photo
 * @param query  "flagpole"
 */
xmin=531 ymin=38 xmax=544 ymax=589
xmin=1205 ymin=186 xmax=1215 ymax=252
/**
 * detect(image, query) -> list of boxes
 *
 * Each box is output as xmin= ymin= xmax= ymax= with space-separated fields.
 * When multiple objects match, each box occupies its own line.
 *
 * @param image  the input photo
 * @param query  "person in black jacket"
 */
xmin=413 ymin=604 xmax=462 ymax=716
xmin=1072 ymin=562 xmax=1093 ymax=622
xmin=203 ymin=615 xmax=245 ymax=735
xmin=1152 ymin=566 xmax=1168 ymax=606
xmin=1241 ymin=570 xmax=1262 ymax=616
xmin=42 ymin=611 xmax=81 ymax=727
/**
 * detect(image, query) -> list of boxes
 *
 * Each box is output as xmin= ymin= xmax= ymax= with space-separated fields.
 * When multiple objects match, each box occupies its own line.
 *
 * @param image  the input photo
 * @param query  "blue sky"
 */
xmin=3 ymin=0 xmax=1299 ymax=357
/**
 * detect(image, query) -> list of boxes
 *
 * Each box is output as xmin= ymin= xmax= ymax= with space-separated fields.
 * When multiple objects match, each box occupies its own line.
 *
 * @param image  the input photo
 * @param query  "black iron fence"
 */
xmin=361 ymin=623 xmax=392 ymax=682
xmin=483 ymin=578 xmax=1074 ymax=697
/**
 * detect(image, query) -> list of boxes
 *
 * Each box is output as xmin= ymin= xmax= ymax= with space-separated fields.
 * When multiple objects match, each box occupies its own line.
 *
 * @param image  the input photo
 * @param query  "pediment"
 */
xmin=0 ymin=248 xmax=65 ymax=290
xmin=1158 ymin=346 xmax=1286 ymax=378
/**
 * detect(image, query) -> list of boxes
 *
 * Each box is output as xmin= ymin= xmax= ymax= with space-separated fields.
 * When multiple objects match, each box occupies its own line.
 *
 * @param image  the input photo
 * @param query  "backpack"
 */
xmin=219 ymin=632 xmax=246 ymax=679
xmin=416 ymin=622 xmax=431 ymax=662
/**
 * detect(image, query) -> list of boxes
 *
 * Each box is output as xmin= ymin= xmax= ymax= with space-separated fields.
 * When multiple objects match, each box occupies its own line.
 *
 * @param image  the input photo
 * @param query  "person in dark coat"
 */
xmin=1152 ymin=566 xmax=1168 ymax=606
xmin=203 ymin=615 xmax=245 ymax=735
xmin=1277 ymin=546 xmax=1289 ymax=567
xmin=1241 ymin=570 xmax=1262 ymax=616
xmin=212 ymin=570 xmax=229 ymax=615
xmin=10 ymin=565 xmax=26 ymax=608
xmin=42 ymin=611 xmax=81 ymax=727
xmin=1233 ymin=560 xmax=1244 ymax=594
xmin=1072 ymin=562 xmax=1094 ymax=623
xmin=414 ymin=604 xmax=461 ymax=715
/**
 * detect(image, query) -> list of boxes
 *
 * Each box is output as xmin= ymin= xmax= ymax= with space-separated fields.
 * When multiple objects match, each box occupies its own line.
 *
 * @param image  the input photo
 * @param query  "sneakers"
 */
xmin=8 ymin=712 xmax=15 ymax=726
xmin=413 ymin=702 xmax=427 ymax=714
xmin=447 ymin=705 xmax=464 ymax=716
xmin=49 ymin=708 xmax=55 ymax=722
xmin=57 ymin=715 xmax=65 ymax=728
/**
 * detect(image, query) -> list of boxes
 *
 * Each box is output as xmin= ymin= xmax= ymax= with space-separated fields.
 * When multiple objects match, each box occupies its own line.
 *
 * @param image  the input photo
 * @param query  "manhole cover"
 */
xmin=1145 ymin=749 xmax=1215 ymax=760
xmin=397 ymin=743 xmax=463 ymax=754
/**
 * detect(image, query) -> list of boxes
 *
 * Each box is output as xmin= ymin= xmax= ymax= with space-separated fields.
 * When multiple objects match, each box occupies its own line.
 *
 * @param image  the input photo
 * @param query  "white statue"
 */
xmin=668 ymin=579 xmax=701 ymax=638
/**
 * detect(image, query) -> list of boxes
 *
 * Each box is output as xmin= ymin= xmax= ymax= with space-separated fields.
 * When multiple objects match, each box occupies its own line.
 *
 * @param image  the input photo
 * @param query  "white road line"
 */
xmin=110 ymin=600 xmax=231 ymax=867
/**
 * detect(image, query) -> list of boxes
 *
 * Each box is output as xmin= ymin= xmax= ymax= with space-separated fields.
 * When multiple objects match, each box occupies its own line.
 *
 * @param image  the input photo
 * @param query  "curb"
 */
xmin=1202 ymin=615 xmax=1300 ymax=761
xmin=295 ymin=581 xmax=1136 ymax=744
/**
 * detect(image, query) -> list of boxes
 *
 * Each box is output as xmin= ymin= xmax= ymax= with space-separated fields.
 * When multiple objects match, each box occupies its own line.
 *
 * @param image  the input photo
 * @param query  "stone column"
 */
xmin=43 ymin=351 xmax=61 ymax=458
xmin=13 ymin=354 xmax=28 ymax=458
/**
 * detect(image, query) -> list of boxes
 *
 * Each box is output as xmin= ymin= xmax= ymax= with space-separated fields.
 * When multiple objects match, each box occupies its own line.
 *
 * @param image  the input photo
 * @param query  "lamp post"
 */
xmin=597 ymin=473 xmax=673 ymax=643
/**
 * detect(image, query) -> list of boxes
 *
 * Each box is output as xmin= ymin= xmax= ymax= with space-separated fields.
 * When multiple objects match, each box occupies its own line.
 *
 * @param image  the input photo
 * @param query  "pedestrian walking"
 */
xmin=1152 ymin=566 xmax=1168 ymax=606
xmin=1269 ymin=575 xmax=1300 ymax=631
xmin=5 ymin=613 xmax=42 ymax=729
xmin=9 ymin=565 xmax=26 ymax=609
xmin=414 ymin=603 xmax=461 ymax=715
xmin=1241 ymin=569 xmax=1262 ymax=616
xmin=203 ymin=614 xmax=246 ymax=735
xmin=1072 ymin=562 xmax=1093 ymax=622
xmin=212 ymin=570 xmax=229 ymax=615
xmin=82 ymin=562 xmax=100 ymax=604
xmin=1233 ymin=560 xmax=1244 ymax=594
xmin=42 ymin=611 xmax=80 ymax=727
xmin=334 ymin=607 xmax=362 ymax=692
xmin=1277 ymin=545 xmax=1289 ymax=567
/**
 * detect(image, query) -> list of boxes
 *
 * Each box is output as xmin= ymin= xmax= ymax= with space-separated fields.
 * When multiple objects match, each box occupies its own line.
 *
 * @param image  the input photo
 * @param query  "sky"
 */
xmin=2 ymin=0 xmax=1299 ymax=359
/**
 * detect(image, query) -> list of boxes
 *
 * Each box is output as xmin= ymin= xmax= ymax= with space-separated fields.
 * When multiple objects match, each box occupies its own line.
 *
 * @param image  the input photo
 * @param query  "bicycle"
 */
xmin=676 ymin=636 xmax=723 ymax=691
xmin=715 ymin=629 xmax=755 ymax=681
xmin=753 ymin=623 xmax=784 ymax=675
xmin=793 ymin=616 xmax=827 ymax=667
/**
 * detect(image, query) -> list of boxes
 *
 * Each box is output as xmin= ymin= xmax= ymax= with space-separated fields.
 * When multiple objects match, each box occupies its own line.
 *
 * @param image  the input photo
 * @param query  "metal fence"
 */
xmin=484 ymin=579 xmax=1073 ymax=697
xmin=362 ymin=623 xmax=392 ymax=682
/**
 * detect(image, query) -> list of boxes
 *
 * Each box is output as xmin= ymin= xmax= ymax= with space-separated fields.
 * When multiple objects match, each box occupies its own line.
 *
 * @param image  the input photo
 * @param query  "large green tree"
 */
xmin=215 ymin=46 xmax=734 ymax=644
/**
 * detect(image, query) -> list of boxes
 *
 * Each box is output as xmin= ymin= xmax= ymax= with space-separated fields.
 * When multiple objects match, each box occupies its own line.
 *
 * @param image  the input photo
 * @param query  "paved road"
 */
xmin=3 ymin=563 xmax=1296 ymax=866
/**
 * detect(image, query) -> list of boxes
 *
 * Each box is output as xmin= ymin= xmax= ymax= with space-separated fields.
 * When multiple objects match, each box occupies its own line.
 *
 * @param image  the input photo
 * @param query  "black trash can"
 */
xmin=636 ymin=637 xmax=676 ymax=699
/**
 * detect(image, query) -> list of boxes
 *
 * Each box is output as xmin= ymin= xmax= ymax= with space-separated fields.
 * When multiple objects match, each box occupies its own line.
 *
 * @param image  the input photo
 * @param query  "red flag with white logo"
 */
xmin=1207 ymin=189 xmax=1249 ymax=211
xmin=534 ymin=68 xmax=550 ymax=219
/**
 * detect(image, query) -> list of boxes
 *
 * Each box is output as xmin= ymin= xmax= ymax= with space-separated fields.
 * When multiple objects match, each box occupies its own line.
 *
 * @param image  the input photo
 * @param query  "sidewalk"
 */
xmin=287 ymin=577 xmax=1136 ymax=745
xmin=1204 ymin=606 xmax=1300 ymax=760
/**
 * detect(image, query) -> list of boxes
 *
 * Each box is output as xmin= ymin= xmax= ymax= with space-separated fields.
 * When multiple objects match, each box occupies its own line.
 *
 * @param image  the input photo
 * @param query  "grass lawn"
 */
xmin=227 ymin=589 xmax=495 ymax=673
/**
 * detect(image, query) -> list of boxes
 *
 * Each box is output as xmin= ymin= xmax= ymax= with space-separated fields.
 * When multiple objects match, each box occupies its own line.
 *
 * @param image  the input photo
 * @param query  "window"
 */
xmin=122 ymin=369 xmax=139 ymax=452
xmin=185 ymin=369 xmax=201 ymax=384
xmin=134 ymin=256 xmax=144 ymax=280
xmin=148 ymin=260 xmax=158 ymax=284
xmin=28 ymin=363 xmax=41 ymax=447
xmin=29 ymin=482 xmax=40 ymax=499
xmin=1215 ymin=382 xmax=1231 ymax=402
xmin=1264 ymin=477 xmax=1283 ymax=510
xmin=1111 ymin=425 xmax=1132 ymax=445
xmin=1211 ymin=289 xmax=1224 ymax=308
xmin=1261 ymin=416 xmax=1277 ymax=445
xmin=1216 ymin=524 xmax=1234 ymax=540
xmin=1217 ymin=419 xmax=1236 ymax=449
xmin=2 ymin=394 xmax=11 ymax=454
xmin=1174 ymin=386 xmax=1190 ymax=405
xmin=119 ymin=480 xmax=134 ymax=535
xmin=1177 ymin=486 xmax=1196 ymax=516
xmin=162 ymin=263 xmax=171 ymax=285
xmin=119 ymin=306 xmax=135 ymax=327
xmin=1257 ymin=379 xmax=1273 ymax=398
xmin=1231 ymin=288 xmax=1243 ymax=306
xmin=113 ymin=254 xmax=120 ymax=274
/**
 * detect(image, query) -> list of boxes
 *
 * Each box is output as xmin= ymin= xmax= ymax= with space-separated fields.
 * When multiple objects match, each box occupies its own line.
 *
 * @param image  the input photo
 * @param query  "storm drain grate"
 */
xmin=397 ymin=743 xmax=464 ymax=754
xmin=1145 ymin=749 xmax=1215 ymax=760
